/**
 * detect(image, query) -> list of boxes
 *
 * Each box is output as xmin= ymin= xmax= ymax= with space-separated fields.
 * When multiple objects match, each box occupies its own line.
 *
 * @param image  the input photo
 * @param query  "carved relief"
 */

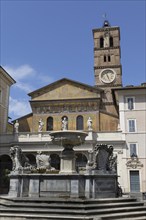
xmin=126 ymin=157 xmax=143 ymax=169
xmin=32 ymin=102 xmax=99 ymax=114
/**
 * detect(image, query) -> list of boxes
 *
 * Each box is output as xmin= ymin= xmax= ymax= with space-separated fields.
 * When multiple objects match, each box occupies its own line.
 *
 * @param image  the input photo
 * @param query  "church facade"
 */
xmin=0 ymin=20 xmax=145 ymax=197
xmin=17 ymin=20 xmax=122 ymax=133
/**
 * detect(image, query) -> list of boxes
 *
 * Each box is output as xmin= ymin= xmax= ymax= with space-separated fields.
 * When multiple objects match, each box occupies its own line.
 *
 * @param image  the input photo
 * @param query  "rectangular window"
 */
xmin=129 ymin=143 xmax=137 ymax=157
xmin=126 ymin=97 xmax=135 ymax=110
xmin=108 ymin=55 xmax=111 ymax=62
xmin=130 ymin=171 xmax=140 ymax=192
xmin=128 ymin=119 xmax=136 ymax=132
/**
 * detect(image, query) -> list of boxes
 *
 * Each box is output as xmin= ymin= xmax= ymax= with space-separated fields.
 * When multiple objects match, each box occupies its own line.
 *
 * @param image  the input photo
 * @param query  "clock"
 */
xmin=100 ymin=69 xmax=116 ymax=84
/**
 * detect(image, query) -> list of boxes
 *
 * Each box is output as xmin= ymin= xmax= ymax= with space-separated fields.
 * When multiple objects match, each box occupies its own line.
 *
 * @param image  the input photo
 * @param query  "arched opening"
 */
xmin=76 ymin=115 xmax=84 ymax=130
xmin=110 ymin=36 xmax=113 ymax=47
xmin=75 ymin=153 xmax=87 ymax=172
xmin=25 ymin=154 xmax=36 ymax=166
xmin=50 ymin=154 xmax=60 ymax=170
xmin=0 ymin=155 xmax=12 ymax=194
xmin=47 ymin=117 xmax=53 ymax=131
xmin=100 ymin=37 xmax=104 ymax=48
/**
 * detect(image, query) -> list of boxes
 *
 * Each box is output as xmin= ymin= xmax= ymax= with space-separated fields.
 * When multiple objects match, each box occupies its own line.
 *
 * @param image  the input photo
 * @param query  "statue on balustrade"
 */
xmin=14 ymin=120 xmax=19 ymax=133
xmin=62 ymin=117 xmax=68 ymax=131
xmin=38 ymin=118 xmax=44 ymax=132
xmin=87 ymin=117 xmax=92 ymax=130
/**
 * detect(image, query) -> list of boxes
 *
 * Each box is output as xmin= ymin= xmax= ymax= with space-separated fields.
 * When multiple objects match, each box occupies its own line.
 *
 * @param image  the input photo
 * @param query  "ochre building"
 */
xmin=17 ymin=20 xmax=122 ymax=133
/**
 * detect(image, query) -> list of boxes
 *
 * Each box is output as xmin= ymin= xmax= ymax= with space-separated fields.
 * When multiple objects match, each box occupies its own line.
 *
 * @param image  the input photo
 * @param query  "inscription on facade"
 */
xmin=32 ymin=102 xmax=99 ymax=114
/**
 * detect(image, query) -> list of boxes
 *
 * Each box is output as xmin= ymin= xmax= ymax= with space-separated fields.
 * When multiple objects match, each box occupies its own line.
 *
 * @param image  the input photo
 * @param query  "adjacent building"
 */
xmin=0 ymin=66 xmax=15 ymax=133
xmin=113 ymin=85 xmax=146 ymax=195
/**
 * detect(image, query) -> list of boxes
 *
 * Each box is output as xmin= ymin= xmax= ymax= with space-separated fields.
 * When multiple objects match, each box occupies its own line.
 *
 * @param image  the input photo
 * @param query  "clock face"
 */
xmin=100 ymin=69 xmax=116 ymax=84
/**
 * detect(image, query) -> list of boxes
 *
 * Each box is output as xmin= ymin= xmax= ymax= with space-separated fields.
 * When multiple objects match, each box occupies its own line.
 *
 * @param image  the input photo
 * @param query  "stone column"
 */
xmin=60 ymin=148 xmax=76 ymax=174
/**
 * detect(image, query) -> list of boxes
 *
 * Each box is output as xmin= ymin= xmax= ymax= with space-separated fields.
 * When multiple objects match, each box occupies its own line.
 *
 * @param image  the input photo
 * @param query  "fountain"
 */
xmin=8 ymin=129 xmax=119 ymax=199
xmin=50 ymin=130 xmax=88 ymax=174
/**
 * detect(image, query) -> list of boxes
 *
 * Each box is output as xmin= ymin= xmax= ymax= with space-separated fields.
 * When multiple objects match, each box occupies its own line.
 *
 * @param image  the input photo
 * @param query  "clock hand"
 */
xmin=106 ymin=74 xmax=110 ymax=80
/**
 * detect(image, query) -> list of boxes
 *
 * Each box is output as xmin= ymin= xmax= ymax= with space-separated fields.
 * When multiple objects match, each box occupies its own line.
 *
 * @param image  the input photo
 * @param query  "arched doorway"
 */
xmin=50 ymin=154 xmax=60 ymax=170
xmin=75 ymin=153 xmax=87 ymax=173
xmin=25 ymin=154 xmax=36 ymax=166
xmin=0 ymin=155 xmax=12 ymax=194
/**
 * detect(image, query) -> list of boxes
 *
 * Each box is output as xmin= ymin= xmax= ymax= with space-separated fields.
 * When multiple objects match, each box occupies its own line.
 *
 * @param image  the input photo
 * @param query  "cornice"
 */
xmin=94 ymin=46 xmax=120 ymax=51
xmin=92 ymin=27 xmax=120 ymax=33
xmin=94 ymin=65 xmax=121 ymax=70
xmin=96 ymin=84 xmax=122 ymax=88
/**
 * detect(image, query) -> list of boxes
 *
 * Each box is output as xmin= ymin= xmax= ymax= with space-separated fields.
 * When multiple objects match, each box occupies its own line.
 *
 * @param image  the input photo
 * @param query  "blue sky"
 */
xmin=0 ymin=0 xmax=145 ymax=120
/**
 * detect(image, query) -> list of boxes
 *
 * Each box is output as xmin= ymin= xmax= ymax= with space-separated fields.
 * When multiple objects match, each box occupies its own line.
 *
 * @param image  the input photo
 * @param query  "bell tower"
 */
xmin=93 ymin=20 xmax=122 ymax=113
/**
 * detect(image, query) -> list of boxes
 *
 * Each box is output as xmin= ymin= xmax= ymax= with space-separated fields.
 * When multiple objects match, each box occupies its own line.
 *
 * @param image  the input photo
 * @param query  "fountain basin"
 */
xmin=8 ymin=173 xmax=118 ymax=198
xmin=50 ymin=130 xmax=88 ymax=147
xmin=49 ymin=130 xmax=88 ymax=174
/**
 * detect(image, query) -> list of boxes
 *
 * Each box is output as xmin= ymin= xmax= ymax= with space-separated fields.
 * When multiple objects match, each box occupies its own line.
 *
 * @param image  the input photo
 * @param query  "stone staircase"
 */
xmin=0 ymin=196 xmax=146 ymax=220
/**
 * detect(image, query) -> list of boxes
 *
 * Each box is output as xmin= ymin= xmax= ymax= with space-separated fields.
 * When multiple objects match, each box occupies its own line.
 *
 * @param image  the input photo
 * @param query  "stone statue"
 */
xmin=62 ymin=117 xmax=68 ymax=130
xmin=87 ymin=117 xmax=92 ymax=130
xmin=38 ymin=118 xmax=44 ymax=132
xmin=109 ymin=153 xmax=117 ymax=173
xmin=14 ymin=120 xmax=19 ymax=133
xmin=36 ymin=151 xmax=52 ymax=170
xmin=86 ymin=150 xmax=94 ymax=170
xmin=10 ymin=146 xmax=30 ymax=172
xmin=94 ymin=144 xmax=117 ymax=173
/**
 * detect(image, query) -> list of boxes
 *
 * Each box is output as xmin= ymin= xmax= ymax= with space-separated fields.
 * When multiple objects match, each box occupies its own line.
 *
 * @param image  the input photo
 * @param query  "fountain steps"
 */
xmin=0 ymin=197 xmax=146 ymax=219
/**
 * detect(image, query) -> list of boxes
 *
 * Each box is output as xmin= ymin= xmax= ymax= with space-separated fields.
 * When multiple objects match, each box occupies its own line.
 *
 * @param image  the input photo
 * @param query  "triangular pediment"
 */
xmin=28 ymin=78 xmax=101 ymax=101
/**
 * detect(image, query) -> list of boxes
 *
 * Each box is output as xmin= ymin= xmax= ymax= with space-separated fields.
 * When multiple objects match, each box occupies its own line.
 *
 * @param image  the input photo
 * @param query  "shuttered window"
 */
xmin=130 ymin=171 xmax=140 ymax=192
xmin=128 ymin=119 xmax=136 ymax=132
xmin=130 ymin=143 xmax=137 ymax=157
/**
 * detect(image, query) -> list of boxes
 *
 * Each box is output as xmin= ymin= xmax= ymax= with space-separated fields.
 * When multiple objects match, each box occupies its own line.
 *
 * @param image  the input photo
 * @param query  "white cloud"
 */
xmin=9 ymin=97 xmax=31 ymax=118
xmin=5 ymin=64 xmax=55 ymax=119
xmin=4 ymin=64 xmax=54 ymax=93
xmin=4 ymin=64 xmax=36 ymax=81
xmin=38 ymin=75 xmax=54 ymax=85
xmin=15 ymin=81 xmax=34 ymax=93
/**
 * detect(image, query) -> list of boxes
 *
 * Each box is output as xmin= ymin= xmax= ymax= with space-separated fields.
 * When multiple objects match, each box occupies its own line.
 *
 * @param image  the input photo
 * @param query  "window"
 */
xmin=108 ymin=55 xmax=111 ymax=62
xmin=110 ymin=36 xmax=113 ymax=47
xmin=130 ymin=171 xmax=140 ymax=192
xmin=126 ymin=97 xmax=135 ymax=110
xmin=100 ymin=37 xmax=104 ymax=48
xmin=128 ymin=119 xmax=136 ymax=132
xmin=47 ymin=117 xmax=53 ymax=131
xmin=129 ymin=143 xmax=137 ymax=157
xmin=104 ymin=55 xmax=106 ymax=62
xmin=76 ymin=115 xmax=83 ymax=130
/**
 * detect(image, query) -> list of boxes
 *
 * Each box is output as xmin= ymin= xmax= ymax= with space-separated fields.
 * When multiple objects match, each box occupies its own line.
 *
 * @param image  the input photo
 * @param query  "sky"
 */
xmin=0 ymin=0 xmax=146 ymax=120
